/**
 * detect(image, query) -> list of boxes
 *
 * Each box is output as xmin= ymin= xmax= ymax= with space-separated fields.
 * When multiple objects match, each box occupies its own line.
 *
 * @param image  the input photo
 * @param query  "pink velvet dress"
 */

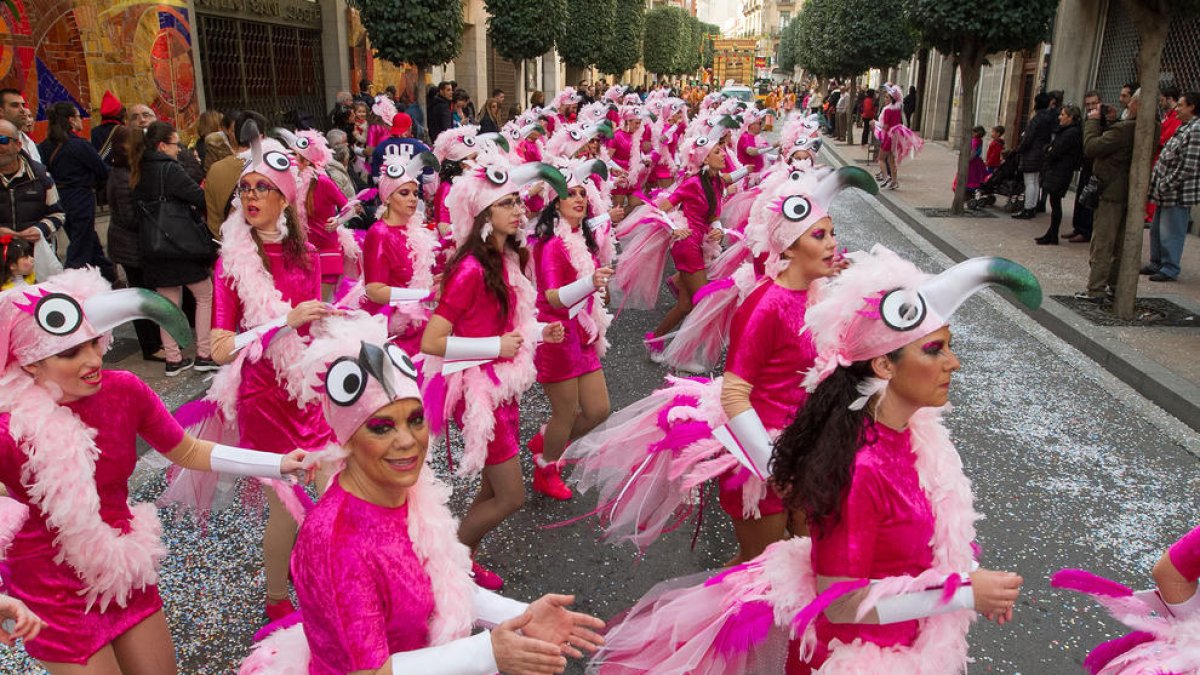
xmin=879 ymin=105 xmax=903 ymax=153
xmin=736 ymin=132 xmax=766 ymax=174
xmin=790 ymin=423 xmax=936 ymax=673
xmin=668 ymin=173 xmax=723 ymax=274
xmin=532 ymin=235 xmax=602 ymax=384
xmin=610 ymin=129 xmax=637 ymax=196
xmin=213 ymin=242 xmax=335 ymax=453
xmin=292 ymin=480 xmax=436 ymax=675
xmin=0 ymin=371 xmax=184 ymax=664
xmin=362 ymin=220 xmax=429 ymax=355
xmin=650 ymin=122 xmax=685 ymax=182
xmin=720 ymin=282 xmax=814 ymax=519
xmin=434 ymin=255 xmax=521 ymax=465
xmin=303 ymin=174 xmax=350 ymax=282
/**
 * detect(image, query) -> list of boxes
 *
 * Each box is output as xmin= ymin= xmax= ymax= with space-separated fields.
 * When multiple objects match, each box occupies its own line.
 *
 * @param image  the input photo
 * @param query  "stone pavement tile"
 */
xmin=822 ymin=136 xmax=1200 ymax=427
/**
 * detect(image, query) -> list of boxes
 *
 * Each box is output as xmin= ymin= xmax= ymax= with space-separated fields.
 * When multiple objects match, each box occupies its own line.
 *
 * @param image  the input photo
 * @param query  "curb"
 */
xmin=822 ymin=141 xmax=1200 ymax=434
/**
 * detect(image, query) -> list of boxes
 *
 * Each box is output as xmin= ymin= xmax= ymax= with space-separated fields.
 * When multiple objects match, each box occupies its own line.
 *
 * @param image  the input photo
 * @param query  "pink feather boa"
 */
xmin=554 ymin=218 xmax=611 ymax=357
xmin=0 ymin=496 xmax=28 ymax=558
xmin=240 ymin=454 xmax=475 ymax=673
xmin=0 ymin=367 xmax=167 ymax=611
xmin=421 ymin=251 xmax=538 ymax=477
xmin=384 ymin=217 xmax=438 ymax=338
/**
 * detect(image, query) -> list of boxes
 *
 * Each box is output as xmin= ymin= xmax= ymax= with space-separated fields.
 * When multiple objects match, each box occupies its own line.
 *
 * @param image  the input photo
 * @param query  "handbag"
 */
xmin=1077 ymin=174 xmax=1105 ymax=210
xmin=138 ymin=164 xmax=216 ymax=262
xmin=33 ymin=234 xmax=64 ymax=280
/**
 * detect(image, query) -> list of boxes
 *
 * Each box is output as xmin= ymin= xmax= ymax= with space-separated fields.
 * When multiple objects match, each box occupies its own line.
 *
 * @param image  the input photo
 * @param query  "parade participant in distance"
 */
xmin=0 ymin=269 xmax=306 ymax=673
xmin=420 ymin=157 xmax=569 ymax=590
xmin=240 ymin=314 xmax=605 ymax=675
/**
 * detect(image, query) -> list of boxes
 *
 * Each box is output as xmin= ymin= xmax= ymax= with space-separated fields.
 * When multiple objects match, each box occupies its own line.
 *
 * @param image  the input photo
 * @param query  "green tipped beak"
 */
xmin=836 ymin=166 xmax=880 ymax=196
xmin=595 ymin=121 xmax=615 ymax=139
xmin=413 ymin=151 xmax=440 ymax=172
xmin=983 ymin=258 xmax=1043 ymax=310
xmin=577 ymin=159 xmax=608 ymax=182
xmin=83 ymin=288 xmax=194 ymax=349
xmin=920 ymin=256 xmax=1043 ymax=323
xmin=537 ymin=163 xmax=570 ymax=199
xmin=477 ymin=132 xmax=510 ymax=152
xmin=717 ymin=115 xmax=741 ymax=129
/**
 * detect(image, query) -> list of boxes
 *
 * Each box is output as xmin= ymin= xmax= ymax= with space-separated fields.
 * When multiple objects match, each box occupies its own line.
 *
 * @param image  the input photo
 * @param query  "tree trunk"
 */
xmin=914 ymin=47 xmax=930 ymax=131
xmin=1114 ymin=0 xmax=1169 ymax=319
xmin=950 ymin=44 xmax=983 ymax=215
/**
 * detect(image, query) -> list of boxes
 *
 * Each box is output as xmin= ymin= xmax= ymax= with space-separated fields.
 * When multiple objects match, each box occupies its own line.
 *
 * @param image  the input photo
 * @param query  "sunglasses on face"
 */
xmin=0 ymin=136 xmax=11 ymax=146
xmin=237 ymin=182 xmax=281 ymax=198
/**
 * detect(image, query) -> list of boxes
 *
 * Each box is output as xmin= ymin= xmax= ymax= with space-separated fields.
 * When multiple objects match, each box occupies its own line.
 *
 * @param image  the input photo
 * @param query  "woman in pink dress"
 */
xmin=240 ymin=313 xmax=605 ymax=675
xmin=179 ymin=126 xmax=338 ymax=622
xmin=588 ymin=247 xmax=1042 ymax=674
xmin=277 ymin=129 xmax=355 ymax=300
xmin=361 ymin=152 xmax=441 ymax=356
xmin=420 ymin=157 xmax=568 ymax=590
xmin=876 ymin=83 xmax=924 ymax=190
xmin=609 ymin=104 xmax=650 ymax=209
xmin=0 ymin=269 xmax=305 ymax=673
xmin=526 ymin=158 xmax=615 ymax=501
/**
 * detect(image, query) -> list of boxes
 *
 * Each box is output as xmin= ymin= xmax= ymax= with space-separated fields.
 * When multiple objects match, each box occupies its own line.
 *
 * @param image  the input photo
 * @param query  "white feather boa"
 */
xmin=554 ymin=218 xmax=611 ymax=358
xmin=423 ymin=251 xmax=538 ymax=477
xmin=0 ymin=368 xmax=167 ymax=612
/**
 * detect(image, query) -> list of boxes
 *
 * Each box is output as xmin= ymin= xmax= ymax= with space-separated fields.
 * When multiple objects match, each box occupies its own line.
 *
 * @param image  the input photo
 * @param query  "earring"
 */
xmin=480 ymin=221 xmax=494 ymax=242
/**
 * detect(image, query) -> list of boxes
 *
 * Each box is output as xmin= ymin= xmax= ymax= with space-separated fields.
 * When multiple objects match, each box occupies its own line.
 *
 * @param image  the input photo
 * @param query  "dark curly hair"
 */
xmin=771 ymin=351 xmax=900 ymax=535
xmin=443 ymin=207 xmax=529 ymax=321
xmin=533 ymin=196 xmax=598 ymax=254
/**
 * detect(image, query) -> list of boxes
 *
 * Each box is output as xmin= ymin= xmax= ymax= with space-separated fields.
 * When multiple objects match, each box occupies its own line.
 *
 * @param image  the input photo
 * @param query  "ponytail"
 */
xmin=128 ymin=121 xmax=176 ymax=188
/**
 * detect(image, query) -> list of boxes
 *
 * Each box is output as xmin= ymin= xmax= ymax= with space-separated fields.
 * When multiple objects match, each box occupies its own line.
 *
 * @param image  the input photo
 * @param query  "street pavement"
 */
xmin=1 ymin=171 xmax=1197 ymax=674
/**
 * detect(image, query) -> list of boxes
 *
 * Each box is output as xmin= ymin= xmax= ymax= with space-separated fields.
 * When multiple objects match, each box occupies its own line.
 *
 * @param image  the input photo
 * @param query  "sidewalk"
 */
xmin=822 ymin=137 xmax=1200 ymax=432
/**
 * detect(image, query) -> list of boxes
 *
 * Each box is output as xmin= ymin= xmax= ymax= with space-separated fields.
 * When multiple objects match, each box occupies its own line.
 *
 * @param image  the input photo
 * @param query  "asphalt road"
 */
xmin=1 ymin=182 xmax=1197 ymax=674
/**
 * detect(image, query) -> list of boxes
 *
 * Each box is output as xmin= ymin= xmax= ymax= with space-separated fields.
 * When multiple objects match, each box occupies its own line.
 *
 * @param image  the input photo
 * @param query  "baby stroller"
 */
xmin=968 ymin=150 xmax=1023 ymax=212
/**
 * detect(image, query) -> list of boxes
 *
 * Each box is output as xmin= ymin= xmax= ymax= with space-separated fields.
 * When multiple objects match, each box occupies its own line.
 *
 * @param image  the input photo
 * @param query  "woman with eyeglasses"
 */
xmin=196 ymin=124 xmax=338 ymax=622
xmin=129 ymin=121 xmax=215 ymax=376
xmin=420 ymin=157 xmax=568 ymax=591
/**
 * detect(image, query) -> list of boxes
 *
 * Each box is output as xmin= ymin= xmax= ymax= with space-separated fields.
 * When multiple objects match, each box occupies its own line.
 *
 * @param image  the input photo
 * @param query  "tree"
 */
xmin=597 ymin=0 xmax=646 ymax=79
xmin=642 ymin=7 xmax=685 ymax=79
xmin=1111 ymin=0 xmax=1200 ymax=319
xmin=485 ymin=0 xmax=564 ymax=104
xmin=778 ymin=19 xmax=800 ymax=74
xmin=559 ymin=0 xmax=616 ymax=72
xmin=701 ymin=22 xmax=721 ymax=71
xmin=904 ymin=0 xmax=1056 ymax=217
xmin=353 ymin=0 xmax=464 ymax=126
xmin=676 ymin=12 xmax=702 ymax=77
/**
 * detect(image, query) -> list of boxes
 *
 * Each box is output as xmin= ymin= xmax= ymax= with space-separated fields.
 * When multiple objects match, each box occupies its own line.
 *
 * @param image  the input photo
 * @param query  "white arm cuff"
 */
xmin=535 ymin=322 xmax=550 ymax=345
xmin=472 ymin=586 xmax=529 ymax=629
xmin=764 ymin=146 xmax=781 ymax=157
xmin=390 ymin=287 xmax=431 ymax=303
xmin=875 ymin=579 xmax=974 ymax=624
xmin=233 ymin=316 xmax=291 ymax=353
xmin=557 ymin=274 xmax=597 ymax=309
xmin=444 ymin=336 xmax=502 ymax=361
xmin=723 ymin=409 xmax=772 ymax=480
xmin=390 ymin=630 xmax=498 ymax=675
xmin=209 ymin=444 xmax=284 ymax=479
xmin=586 ymin=213 xmax=612 ymax=230
xmin=728 ymin=166 xmax=749 ymax=182
xmin=709 ymin=219 xmax=725 ymax=231
xmin=1167 ymin=589 xmax=1200 ymax=619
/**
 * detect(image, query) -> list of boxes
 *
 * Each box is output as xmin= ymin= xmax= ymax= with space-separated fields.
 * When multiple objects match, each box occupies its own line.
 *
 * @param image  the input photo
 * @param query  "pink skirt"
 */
xmin=717 ymin=474 xmax=785 ymax=520
xmin=453 ymin=398 xmax=520 ymax=465
xmin=534 ymin=317 xmax=602 ymax=384
xmin=670 ymin=232 xmax=706 ymax=274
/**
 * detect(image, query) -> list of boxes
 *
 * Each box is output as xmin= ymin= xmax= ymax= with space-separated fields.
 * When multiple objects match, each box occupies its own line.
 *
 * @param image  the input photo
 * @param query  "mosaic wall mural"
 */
xmin=0 ymin=0 xmax=200 ymax=138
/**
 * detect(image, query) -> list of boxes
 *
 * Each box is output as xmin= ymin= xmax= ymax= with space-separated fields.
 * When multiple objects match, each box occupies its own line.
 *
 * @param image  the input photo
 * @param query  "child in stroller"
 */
xmin=968 ymin=149 xmax=1023 ymax=211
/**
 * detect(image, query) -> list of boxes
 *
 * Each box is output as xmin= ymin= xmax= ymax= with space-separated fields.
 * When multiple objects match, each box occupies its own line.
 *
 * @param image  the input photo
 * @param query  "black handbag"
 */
xmin=1077 ymin=175 xmax=1105 ymax=210
xmin=138 ymin=164 xmax=216 ymax=261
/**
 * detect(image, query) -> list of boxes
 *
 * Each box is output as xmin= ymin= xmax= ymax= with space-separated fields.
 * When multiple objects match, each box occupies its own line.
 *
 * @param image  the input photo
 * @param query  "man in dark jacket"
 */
xmin=427 ymin=81 xmax=455 ymax=143
xmin=1013 ymin=93 xmax=1057 ymax=219
xmin=0 ymin=119 xmax=66 ymax=244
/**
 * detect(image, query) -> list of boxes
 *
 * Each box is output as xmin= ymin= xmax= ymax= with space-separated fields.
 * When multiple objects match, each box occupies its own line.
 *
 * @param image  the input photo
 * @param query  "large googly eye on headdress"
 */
xmin=485 ymin=167 xmax=508 ymax=185
xmin=295 ymin=137 xmax=310 ymax=150
xmin=34 ymin=293 xmax=84 ymax=336
xmin=695 ymin=136 xmax=710 ymax=147
xmin=780 ymin=195 xmax=812 ymax=222
xmin=879 ymin=290 xmax=927 ymax=331
xmin=568 ymin=129 xmax=582 ymax=141
xmin=788 ymin=170 xmax=804 ymax=181
xmin=385 ymin=163 xmax=405 ymax=179
xmin=385 ymin=344 xmax=418 ymax=379
xmin=325 ymin=356 xmax=368 ymax=406
xmin=463 ymin=136 xmax=477 ymax=148
xmin=264 ymin=151 xmax=291 ymax=172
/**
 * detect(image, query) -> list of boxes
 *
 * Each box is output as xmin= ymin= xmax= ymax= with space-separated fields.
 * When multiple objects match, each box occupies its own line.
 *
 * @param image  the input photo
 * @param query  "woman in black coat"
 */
xmin=1036 ymin=104 xmax=1084 ymax=244
xmin=130 ymin=121 xmax=216 ymax=376
xmin=1013 ymin=92 xmax=1057 ymax=219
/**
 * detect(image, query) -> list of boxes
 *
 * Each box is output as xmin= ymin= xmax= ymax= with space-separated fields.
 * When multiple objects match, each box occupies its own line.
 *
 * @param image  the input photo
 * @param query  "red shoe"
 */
xmin=265 ymin=597 xmax=296 ymax=621
xmin=644 ymin=331 xmax=666 ymax=363
xmin=471 ymin=560 xmax=505 ymax=591
xmin=533 ymin=461 xmax=573 ymax=501
xmin=528 ymin=428 xmax=545 ymax=458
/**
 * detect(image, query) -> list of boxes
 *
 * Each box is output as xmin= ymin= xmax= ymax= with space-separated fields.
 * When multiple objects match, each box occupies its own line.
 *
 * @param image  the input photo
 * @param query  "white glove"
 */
xmin=714 ymin=409 xmax=772 ymax=480
xmin=556 ymin=274 xmax=597 ymax=310
xmin=390 ymin=287 xmax=431 ymax=304
xmin=444 ymin=336 xmax=502 ymax=361
xmin=586 ymin=213 xmax=611 ymax=230
xmin=210 ymin=444 xmax=284 ymax=479
xmin=233 ymin=315 xmax=291 ymax=354
xmin=875 ymin=577 xmax=974 ymax=624
xmin=472 ymin=586 xmax=529 ymax=629
xmin=727 ymin=166 xmax=749 ymax=182
xmin=390 ymin=630 xmax=497 ymax=675
xmin=534 ymin=322 xmax=550 ymax=345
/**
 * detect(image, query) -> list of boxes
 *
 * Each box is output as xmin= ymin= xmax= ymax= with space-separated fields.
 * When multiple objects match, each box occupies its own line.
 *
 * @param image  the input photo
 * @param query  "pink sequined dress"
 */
xmin=649 ymin=122 xmax=685 ymax=182
xmin=212 ymin=243 xmax=335 ymax=453
xmin=719 ymin=282 xmax=814 ymax=519
xmin=788 ymin=423 xmax=937 ymax=673
xmin=303 ymin=174 xmax=350 ymax=281
xmin=0 ymin=371 xmax=184 ymax=664
xmin=362 ymin=219 xmax=436 ymax=355
xmin=532 ymin=235 xmax=603 ymax=383
xmin=668 ymin=173 xmax=724 ymax=274
xmin=434 ymin=255 xmax=521 ymax=465
xmin=292 ymin=480 xmax=436 ymax=675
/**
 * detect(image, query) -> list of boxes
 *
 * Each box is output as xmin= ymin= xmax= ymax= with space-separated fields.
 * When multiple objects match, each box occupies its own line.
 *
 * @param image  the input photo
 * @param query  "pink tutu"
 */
xmin=610 ymin=209 xmax=680 ymax=311
xmin=662 ymin=265 xmax=760 ymax=373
